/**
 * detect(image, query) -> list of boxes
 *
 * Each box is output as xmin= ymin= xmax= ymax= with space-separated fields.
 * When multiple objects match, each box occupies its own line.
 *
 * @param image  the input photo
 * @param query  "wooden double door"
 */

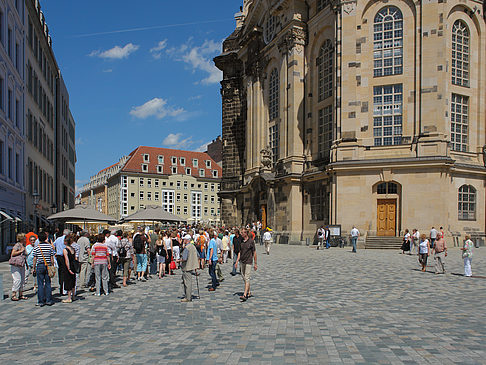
xmin=377 ymin=199 xmax=397 ymax=236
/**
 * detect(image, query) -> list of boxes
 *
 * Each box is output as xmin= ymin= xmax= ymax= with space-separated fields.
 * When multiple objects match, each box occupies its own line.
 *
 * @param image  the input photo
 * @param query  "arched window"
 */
xmin=377 ymin=182 xmax=398 ymax=194
xmin=450 ymin=93 xmax=468 ymax=152
xmin=452 ymin=20 xmax=469 ymax=87
xmin=317 ymin=40 xmax=333 ymax=101
xmin=373 ymin=7 xmax=403 ymax=77
xmin=269 ymin=68 xmax=279 ymax=120
xmin=458 ymin=185 xmax=476 ymax=220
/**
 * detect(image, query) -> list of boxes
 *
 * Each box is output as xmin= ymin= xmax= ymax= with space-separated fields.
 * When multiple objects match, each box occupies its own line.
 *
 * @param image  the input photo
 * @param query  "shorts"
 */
xmin=241 ymin=263 xmax=252 ymax=284
xmin=156 ymin=254 xmax=166 ymax=264
xmin=136 ymin=254 xmax=148 ymax=272
xmin=199 ymin=249 xmax=206 ymax=259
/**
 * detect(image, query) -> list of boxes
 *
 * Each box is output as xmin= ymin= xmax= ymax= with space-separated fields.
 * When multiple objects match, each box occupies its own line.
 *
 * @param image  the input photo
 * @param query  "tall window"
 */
xmin=269 ymin=123 xmax=279 ymax=164
xmin=269 ymin=68 xmax=279 ymax=120
xmin=373 ymin=7 xmax=403 ymax=77
xmin=450 ymin=93 xmax=468 ymax=152
xmin=458 ymin=185 xmax=476 ymax=220
xmin=317 ymin=40 xmax=334 ymax=101
xmin=318 ymin=105 xmax=333 ymax=160
xmin=452 ymin=20 xmax=469 ymax=87
xmin=191 ymin=191 xmax=202 ymax=220
xmin=373 ymin=84 xmax=402 ymax=146
xmin=162 ymin=190 xmax=175 ymax=213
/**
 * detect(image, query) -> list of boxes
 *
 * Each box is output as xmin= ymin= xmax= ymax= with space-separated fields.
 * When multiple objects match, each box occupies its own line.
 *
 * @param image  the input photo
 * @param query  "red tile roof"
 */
xmin=121 ymin=146 xmax=222 ymax=179
xmin=97 ymin=162 xmax=119 ymax=175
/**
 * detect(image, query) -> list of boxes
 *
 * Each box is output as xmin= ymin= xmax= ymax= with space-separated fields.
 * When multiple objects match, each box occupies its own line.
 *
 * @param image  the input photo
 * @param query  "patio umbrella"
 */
xmin=121 ymin=205 xmax=186 ymax=224
xmin=47 ymin=206 xmax=116 ymax=228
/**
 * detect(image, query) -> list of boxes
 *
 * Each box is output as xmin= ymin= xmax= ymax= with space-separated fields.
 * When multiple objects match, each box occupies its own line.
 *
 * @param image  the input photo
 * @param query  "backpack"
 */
xmin=133 ymin=234 xmax=143 ymax=254
xmin=119 ymin=244 xmax=127 ymax=258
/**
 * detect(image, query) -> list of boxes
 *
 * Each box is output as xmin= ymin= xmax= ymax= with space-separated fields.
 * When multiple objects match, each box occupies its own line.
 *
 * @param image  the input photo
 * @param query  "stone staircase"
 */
xmin=365 ymin=236 xmax=403 ymax=249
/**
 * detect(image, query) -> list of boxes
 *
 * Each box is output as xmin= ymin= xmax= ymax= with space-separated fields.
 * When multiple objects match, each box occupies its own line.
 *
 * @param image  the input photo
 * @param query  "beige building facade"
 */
xmin=82 ymin=146 xmax=222 ymax=225
xmin=216 ymin=0 xmax=486 ymax=244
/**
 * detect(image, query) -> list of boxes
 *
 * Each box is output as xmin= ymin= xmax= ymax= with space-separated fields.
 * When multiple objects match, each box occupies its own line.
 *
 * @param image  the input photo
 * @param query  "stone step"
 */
xmin=365 ymin=236 xmax=403 ymax=249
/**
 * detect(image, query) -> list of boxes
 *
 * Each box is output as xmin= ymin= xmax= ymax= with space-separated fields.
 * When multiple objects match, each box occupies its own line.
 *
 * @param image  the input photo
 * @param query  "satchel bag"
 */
xmin=169 ymin=260 xmax=176 ymax=270
xmin=72 ymin=259 xmax=81 ymax=274
xmin=39 ymin=248 xmax=57 ymax=278
xmin=9 ymin=249 xmax=26 ymax=267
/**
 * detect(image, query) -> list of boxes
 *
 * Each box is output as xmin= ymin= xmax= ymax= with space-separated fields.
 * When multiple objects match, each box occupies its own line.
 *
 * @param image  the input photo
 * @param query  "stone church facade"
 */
xmin=215 ymin=0 xmax=486 ymax=244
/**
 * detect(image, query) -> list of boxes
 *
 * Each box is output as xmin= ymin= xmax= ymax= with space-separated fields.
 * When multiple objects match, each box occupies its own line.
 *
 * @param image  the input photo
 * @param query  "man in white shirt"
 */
xmin=430 ymin=227 xmax=438 ymax=249
xmin=411 ymin=229 xmax=420 ymax=255
xmin=104 ymin=229 xmax=120 ymax=290
xmin=262 ymin=228 xmax=272 ymax=255
xmin=350 ymin=226 xmax=360 ymax=253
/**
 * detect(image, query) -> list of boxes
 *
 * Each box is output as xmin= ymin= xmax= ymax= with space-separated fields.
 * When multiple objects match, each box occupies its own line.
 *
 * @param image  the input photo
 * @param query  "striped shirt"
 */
xmin=91 ymin=243 xmax=109 ymax=265
xmin=33 ymin=242 xmax=55 ymax=267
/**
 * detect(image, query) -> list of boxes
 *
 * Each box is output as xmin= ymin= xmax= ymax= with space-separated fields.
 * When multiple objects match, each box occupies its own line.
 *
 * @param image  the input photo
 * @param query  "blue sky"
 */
xmin=41 ymin=1 xmax=241 ymax=191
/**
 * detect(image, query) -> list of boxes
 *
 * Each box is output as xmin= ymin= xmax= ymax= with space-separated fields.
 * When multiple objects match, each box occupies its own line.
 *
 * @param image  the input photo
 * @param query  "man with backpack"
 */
xmin=133 ymin=227 xmax=148 ymax=281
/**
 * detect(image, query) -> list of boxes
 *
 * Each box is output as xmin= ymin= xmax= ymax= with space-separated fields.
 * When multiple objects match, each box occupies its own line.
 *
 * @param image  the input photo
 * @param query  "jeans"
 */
xmin=325 ymin=239 xmax=330 ymax=249
xmin=94 ymin=263 xmax=109 ymax=295
xmin=150 ymin=254 xmax=157 ymax=275
xmin=109 ymin=256 xmax=117 ymax=286
xmin=56 ymin=255 xmax=65 ymax=294
xmin=208 ymin=260 xmax=217 ymax=289
xmin=36 ymin=264 xmax=53 ymax=304
xmin=232 ymin=252 xmax=239 ymax=275
xmin=464 ymin=257 xmax=472 ymax=277
xmin=136 ymin=254 xmax=148 ymax=273
xmin=351 ymin=237 xmax=358 ymax=252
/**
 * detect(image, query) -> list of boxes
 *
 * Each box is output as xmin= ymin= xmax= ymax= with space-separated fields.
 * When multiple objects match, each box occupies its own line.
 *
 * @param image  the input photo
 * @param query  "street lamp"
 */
xmin=32 ymin=191 xmax=40 ymax=232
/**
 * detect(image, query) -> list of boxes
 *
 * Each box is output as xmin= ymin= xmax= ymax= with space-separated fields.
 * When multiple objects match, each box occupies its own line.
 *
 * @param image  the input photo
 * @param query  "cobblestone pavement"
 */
xmin=0 ymin=245 xmax=485 ymax=364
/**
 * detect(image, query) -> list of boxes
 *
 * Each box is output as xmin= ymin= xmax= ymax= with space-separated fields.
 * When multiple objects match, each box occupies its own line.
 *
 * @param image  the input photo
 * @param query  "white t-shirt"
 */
xmin=351 ymin=228 xmax=360 ymax=237
xmin=419 ymin=239 xmax=429 ymax=254
xmin=430 ymin=229 xmax=438 ymax=239
xmin=413 ymin=231 xmax=420 ymax=240
xmin=404 ymin=233 xmax=411 ymax=241
xmin=317 ymin=228 xmax=324 ymax=238
xmin=263 ymin=231 xmax=272 ymax=241
xmin=164 ymin=237 xmax=172 ymax=250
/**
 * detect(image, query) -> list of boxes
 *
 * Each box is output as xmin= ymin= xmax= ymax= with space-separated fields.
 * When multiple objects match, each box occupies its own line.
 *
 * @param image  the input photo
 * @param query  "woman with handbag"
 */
xmin=9 ymin=234 xmax=27 ymax=301
xmin=32 ymin=232 xmax=56 ymax=307
xmin=62 ymin=236 xmax=77 ymax=303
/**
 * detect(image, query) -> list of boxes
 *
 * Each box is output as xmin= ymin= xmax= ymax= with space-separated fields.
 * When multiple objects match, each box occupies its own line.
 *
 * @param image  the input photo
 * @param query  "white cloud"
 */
xmin=166 ymin=39 xmax=222 ymax=85
xmin=89 ymin=43 xmax=139 ymax=59
xmin=194 ymin=141 xmax=211 ymax=152
xmin=150 ymin=39 xmax=168 ymax=59
xmin=130 ymin=98 xmax=185 ymax=120
xmin=102 ymin=69 xmax=113 ymax=73
xmin=162 ymin=133 xmax=194 ymax=149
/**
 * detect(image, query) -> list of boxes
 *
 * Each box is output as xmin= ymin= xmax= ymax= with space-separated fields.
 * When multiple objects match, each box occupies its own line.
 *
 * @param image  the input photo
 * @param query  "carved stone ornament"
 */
xmin=341 ymin=0 xmax=357 ymax=15
xmin=278 ymin=27 xmax=306 ymax=56
xmin=261 ymin=146 xmax=273 ymax=168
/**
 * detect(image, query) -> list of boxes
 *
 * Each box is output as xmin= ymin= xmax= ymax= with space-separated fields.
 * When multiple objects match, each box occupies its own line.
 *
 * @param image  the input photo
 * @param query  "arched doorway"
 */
xmin=375 ymin=181 xmax=400 ymax=236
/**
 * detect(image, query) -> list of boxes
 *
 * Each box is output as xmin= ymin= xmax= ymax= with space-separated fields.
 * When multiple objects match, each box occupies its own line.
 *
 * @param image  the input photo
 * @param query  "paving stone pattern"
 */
xmin=0 ymin=245 xmax=485 ymax=364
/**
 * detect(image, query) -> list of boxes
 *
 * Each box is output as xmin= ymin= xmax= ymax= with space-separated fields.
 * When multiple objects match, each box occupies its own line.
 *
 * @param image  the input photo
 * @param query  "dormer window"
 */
xmin=205 ymin=160 xmax=211 ymax=168
xmin=180 ymin=157 xmax=185 ymax=166
xmin=143 ymin=154 xmax=150 ymax=162
xmin=199 ymin=169 xmax=205 ymax=177
xmin=193 ymin=159 xmax=198 ymax=167
xmin=141 ymin=164 xmax=148 ymax=172
xmin=171 ymin=156 xmax=177 ymax=165
xmin=158 ymin=155 xmax=164 ymax=164
xmin=186 ymin=167 xmax=191 ymax=175
xmin=212 ymin=170 xmax=218 ymax=178
xmin=171 ymin=166 xmax=177 ymax=174
xmin=157 ymin=165 xmax=163 ymax=174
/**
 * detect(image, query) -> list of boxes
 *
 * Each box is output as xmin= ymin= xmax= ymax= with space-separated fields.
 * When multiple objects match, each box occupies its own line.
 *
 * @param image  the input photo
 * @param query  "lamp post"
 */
xmin=32 ymin=191 xmax=40 ymax=232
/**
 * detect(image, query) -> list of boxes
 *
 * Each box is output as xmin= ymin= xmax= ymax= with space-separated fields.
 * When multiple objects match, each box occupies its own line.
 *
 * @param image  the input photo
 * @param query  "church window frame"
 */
xmin=317 ymin=39 xmax=334 ymax=101
xmin=458 ymin=185 xmax=476 ymax=221
xmin=269 ymin=122 xmax=280 ymax=165
xmin=452 ymin=20 xmax=469 ymax=87
xmin=450 ymin=93 xmax=468 ymax=152
xmin=318 ymin=105 xmax=333 ymax=160
xmin=373 ymin=6 xmax=403 ymax=77
xmin=269 ymin=68 xmax=279 ymax=120
xmin=373 ymin=84 xmax=403 ymax=146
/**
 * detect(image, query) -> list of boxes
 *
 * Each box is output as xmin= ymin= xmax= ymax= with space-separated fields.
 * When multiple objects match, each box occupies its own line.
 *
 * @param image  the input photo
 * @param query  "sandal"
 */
xmin=11 ymin=295 xmax=19 ymax=301
xmin=19 ymin=296 xmax=28 ymax=300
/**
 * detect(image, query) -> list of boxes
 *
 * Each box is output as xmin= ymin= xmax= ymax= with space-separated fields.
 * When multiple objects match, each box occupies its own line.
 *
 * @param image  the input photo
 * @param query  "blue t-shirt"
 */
xmin=206 ymin=238 xmax=218 ymax=262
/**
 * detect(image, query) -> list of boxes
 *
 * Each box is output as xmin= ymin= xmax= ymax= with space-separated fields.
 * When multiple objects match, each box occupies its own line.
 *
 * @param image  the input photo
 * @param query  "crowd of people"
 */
xmin=400 ymin=226 xmax=475 ymax=276
xmin=8 ymin=225 xmax=264 ymax=306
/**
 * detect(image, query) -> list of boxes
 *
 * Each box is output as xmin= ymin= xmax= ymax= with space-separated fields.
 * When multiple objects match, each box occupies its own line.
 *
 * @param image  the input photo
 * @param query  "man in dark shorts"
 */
xmin=234 ymin=228 xmax=257 ymax=302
